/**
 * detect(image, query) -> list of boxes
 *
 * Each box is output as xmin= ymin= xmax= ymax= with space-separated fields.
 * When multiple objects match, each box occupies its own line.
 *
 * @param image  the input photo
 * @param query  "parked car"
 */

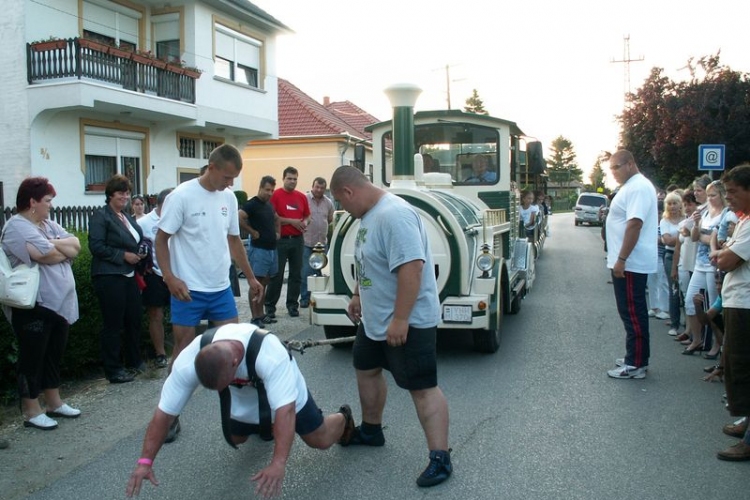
xmin=574 ymin=193 xmax=609 ymax=226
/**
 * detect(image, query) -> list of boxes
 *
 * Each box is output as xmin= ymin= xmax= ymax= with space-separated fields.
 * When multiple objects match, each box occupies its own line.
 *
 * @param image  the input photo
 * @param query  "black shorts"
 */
xmin=352 ymin=323 xmax=438 ymax=391
xmin=141 ymin=273 xmax=171 ymax=308
xmin=229 ymin=390 xmax=324 ymax=437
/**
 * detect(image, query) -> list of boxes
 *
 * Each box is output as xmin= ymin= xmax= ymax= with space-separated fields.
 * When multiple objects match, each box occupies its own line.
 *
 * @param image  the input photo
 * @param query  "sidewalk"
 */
xmin=0 ymin=277 xmax=313 ymax=500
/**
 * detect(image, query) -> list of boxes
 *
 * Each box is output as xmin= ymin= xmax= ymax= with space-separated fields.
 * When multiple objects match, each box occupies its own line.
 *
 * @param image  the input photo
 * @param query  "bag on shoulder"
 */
xmin=0 ymin=250 xmax=40 ymax=309
xmin=0 ymin=224 xmax=41 ymax=309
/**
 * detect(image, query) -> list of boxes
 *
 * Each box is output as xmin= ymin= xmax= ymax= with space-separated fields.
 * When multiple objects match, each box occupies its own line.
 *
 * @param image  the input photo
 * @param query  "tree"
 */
xmin=619 ymin=53 xmax=750 ymax=188
xmin=589 ymin=158 xmax=606 ymax=191
xmin=546 ymin=136 xmax=583 ymax=186
xmin=464 ymin=89 xmax=489 ymax=115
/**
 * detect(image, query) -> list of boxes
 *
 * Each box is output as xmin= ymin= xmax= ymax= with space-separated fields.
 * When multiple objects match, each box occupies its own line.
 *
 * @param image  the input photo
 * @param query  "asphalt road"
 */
xmin=5 ymin=212 xmax=747 ymax=499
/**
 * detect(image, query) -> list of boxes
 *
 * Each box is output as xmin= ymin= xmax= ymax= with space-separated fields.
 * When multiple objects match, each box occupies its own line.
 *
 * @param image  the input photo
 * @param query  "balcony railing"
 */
xmin=27 ymin=38 xmax=198 ymax=104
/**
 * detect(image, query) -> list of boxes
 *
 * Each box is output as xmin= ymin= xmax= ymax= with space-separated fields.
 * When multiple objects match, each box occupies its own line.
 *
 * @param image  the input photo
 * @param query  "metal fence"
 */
xmin=1 ymin=205 xmax=99 ymax=232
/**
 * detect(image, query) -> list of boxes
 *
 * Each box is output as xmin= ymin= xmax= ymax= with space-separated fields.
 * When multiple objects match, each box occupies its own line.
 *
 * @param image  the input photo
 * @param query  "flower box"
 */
xmin=32 ymin=39 xmax=67 ymax=52
xmin=152 ymin=59 xmax=168 ymax=69
xmin=165 ymin=64 xmax=184 ymax=75
xmin=78 ymin=38 xmax=109 ymax=54
xmin=109 ymin=46 xmax=132 ymax=59
xmin=183 ymin=68 xmax=201 ymax=79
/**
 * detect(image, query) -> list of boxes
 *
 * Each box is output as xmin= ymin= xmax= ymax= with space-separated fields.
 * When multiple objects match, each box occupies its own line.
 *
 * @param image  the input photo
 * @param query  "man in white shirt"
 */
xmin=125 ymin=323 xmax=355 ymax=499
xmin=605 ymin=150 xmax=658 ymax=379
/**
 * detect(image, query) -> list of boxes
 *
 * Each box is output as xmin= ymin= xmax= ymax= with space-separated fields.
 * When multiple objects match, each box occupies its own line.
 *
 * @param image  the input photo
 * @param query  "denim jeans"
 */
xmin=663 ymin=250 xmax=681 ymax=329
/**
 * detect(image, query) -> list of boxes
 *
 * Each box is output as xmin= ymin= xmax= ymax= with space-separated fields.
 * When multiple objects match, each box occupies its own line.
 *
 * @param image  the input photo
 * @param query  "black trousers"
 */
xmin=93 ymin=274 xmax=143 ymax=378
xmin=11 ymin=305 xmax=69 ymax=400
xmin=265 ymin=236 xmax=303 ymax=312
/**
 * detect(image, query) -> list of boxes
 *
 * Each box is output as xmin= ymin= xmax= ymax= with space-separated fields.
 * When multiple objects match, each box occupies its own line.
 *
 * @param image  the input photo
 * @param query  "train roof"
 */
xmin=365 ymin=109 xmax=526 ymax=137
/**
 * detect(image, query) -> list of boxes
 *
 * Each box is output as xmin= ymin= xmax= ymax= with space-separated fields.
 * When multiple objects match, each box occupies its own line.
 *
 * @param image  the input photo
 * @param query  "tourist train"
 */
xmin=307 ymin=84 xmax=547 ymax=353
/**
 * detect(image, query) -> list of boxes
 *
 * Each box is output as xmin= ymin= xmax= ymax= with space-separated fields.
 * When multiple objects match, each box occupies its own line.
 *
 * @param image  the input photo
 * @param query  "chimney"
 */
xmin=323 ymin=96 xmax=330 ymax=106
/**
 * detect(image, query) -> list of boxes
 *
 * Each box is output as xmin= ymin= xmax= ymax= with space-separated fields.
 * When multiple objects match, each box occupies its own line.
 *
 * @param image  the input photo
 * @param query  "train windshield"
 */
xmin=382 ymin=123 xmax=500 ymax=185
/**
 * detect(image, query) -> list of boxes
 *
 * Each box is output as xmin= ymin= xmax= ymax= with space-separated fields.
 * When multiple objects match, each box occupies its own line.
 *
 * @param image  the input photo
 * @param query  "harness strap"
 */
xmin=199 ymin=328 xmax=237 ymax=449
xmin=245 ymin=330 xmax=273 ymax=441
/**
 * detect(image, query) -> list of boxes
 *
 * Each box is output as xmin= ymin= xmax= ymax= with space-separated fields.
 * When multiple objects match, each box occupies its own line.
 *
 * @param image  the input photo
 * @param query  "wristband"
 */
xmin=617 ymin=256 xmax=627 ymax=262
xmin=137 ymin=458 xmax=153 ymax=466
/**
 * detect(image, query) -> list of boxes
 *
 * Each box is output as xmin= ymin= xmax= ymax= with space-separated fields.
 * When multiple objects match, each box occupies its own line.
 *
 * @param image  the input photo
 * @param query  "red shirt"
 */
xmin=270 ymin=188 xmax=310 ymax=237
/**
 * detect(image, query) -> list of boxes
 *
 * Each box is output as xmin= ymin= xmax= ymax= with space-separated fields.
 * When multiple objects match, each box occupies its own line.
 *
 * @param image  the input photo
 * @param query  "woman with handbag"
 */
xmin=1 ymin=177 xmax=81 ymax=430
xmin=89 ymin=175 xmax=146 ymax=384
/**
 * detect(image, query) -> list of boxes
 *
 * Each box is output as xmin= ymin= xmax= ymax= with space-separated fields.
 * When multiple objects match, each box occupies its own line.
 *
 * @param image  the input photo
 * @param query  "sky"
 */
xmin=252 ymin=0 xmax=750 ymax=185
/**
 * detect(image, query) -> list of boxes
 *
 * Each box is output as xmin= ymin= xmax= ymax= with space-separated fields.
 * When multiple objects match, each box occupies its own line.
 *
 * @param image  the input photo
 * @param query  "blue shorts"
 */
xmin=170 ymin=287 xmax=238 ymax=327
xmin=352 ymin=323 xmax=438 ymax=391
xmin=229 ymin=390 xmax=324 ymax=437
xmin=247 ymin=245 xmax=278 ymax=279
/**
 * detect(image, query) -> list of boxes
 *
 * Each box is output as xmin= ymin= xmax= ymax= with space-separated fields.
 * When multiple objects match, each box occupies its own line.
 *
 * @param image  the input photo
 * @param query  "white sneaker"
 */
xmin=668 ymin=329 xmax=679 ymax=336
xmin=648 ymin=309 xmax=656 ymax=317
xmin=615 ymin=358 xmax=649 ymax=370
xmin=608 ymin=364 xmax=646 ymax=379
xmin=24 ymin=413 xmax=58 ymax=430
xmin=46 ymin=403 xmax=81 ymax=419
xmin=654 ymin=311 xmax=670 ymax=320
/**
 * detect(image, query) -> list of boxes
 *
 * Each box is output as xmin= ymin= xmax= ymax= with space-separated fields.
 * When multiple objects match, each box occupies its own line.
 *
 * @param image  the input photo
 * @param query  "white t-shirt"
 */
xmin=158 ymin=323 xmax=307 ymax=423
xmin=158 ymin=179 xmax=239 ymax=292
xmin=694 ymin=209 xmax=723 ymax=273
xmin=519 ymin=204 xmax=540 ymax=227
xmin=605 ymin=173 xmax=658 ymax=273
xmin=678 ymin=218 xmax=697 ymax=272
xmin=659 ymin=218 xmax=682 ymax=251
xmin=722 ymin=217 xmax=750 ymax=309
xmin=137 ymin=210 xmax=161 ymax=276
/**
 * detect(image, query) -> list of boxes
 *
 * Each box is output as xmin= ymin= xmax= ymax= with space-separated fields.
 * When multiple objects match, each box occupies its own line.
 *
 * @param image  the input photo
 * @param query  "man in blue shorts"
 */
xmin=330 ymin=166 xmax=453 ymax=488
xmin=239 ymin=175 xmax=280 ymax=326
xmin=125 ymin=323 xmax=355 ymax=499
xmin=155 ymin=144 xmax=263 ymax=442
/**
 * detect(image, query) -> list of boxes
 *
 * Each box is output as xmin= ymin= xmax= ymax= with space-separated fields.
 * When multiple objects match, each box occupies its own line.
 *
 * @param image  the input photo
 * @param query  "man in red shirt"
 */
xmin=265 ymin=166 xmax=310 ymax=318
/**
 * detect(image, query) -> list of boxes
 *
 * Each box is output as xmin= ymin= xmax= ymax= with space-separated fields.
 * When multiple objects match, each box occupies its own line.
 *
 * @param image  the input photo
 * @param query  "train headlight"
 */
xmin=475 ymin=244 xmax=494 ymax=278
xmin=309 ymin=242 xmax=328 ymax=270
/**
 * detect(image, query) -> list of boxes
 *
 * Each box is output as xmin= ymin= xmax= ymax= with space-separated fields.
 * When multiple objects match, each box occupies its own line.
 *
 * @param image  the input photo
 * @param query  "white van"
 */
xmin=574 ymin=193 xmax=608 ymax=226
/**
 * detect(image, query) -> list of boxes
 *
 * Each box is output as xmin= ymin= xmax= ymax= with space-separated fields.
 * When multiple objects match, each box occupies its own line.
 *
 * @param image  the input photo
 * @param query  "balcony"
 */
xmin=27 ymin=38 xmax=199 ymax=104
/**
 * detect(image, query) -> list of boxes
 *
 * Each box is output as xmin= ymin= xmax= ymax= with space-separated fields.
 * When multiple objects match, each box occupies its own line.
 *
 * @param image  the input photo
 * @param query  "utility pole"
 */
xmin=434 ymin=63 xmax=464 ymax=110
xmin=611 ymin=35 xmax=644 ymax=101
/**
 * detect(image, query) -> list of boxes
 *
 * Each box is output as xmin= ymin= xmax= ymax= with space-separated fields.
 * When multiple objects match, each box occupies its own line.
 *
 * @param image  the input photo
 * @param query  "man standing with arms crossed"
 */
xmin=606 ymin=150 xmax=658 ymax=379
xmin=239 ymin=175 xmax=280 ymax=326
xmin=156 ymin=144 xmax=263 ymax=442
xmin=300 ymin=177 xmax=334 ymax=308
xmin=713 ymin=164 xmax=750 ymax=461
xmin=331 ymin=166 xmax=452 ymax=487
xmin=265 ymin=166 xmax=310 ymax=318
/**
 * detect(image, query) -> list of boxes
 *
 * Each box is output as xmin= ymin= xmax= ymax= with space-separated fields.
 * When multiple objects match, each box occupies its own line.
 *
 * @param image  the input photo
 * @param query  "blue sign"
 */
xmin=698 ymin=144 xmax=725 ymax=171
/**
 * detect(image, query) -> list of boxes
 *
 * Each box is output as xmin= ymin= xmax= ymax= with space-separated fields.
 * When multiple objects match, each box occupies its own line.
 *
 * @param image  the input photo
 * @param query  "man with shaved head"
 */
xmin=126 ymin=323 xmax=354 ymax=499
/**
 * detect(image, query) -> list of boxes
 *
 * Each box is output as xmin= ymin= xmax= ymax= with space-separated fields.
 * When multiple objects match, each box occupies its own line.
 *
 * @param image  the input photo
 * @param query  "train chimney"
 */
xmin=384 ymin=83 xmax=421 ymax=184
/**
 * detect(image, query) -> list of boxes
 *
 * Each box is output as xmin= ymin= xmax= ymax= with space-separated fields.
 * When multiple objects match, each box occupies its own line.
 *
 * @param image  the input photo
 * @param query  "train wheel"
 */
xmin=473 ymin=328 xmax=500 ymax=353
xmin=323 ymin=325 xmax=356 ymax=349
xmin=473 ymin=280 xmax=502 ymax=353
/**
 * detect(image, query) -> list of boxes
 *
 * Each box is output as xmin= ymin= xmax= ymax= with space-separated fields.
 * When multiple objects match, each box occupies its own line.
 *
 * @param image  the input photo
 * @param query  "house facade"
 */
xmin=1 ymin=0 xmax=289 ymax=208
xmin=242 ymin=78 xmax=380 ymax=194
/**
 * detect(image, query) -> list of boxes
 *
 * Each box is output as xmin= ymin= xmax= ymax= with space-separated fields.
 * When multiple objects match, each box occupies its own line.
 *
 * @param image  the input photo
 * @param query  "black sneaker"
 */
xmin=288 ymin=308 xmax=300 ymax=317
xmin=154 ymin=355 xmax=168 ymax=369
xmin=348 ymin=426 xmax=385 ymax=446
xmin=251 ymin=318 xmax=264 ymax=327
xmin=261 ymin=315 xmax=277 ymax=324
xmin=417 ymin=449 xmax=453 ymax=487
xmin=165 ymin=416 xmax=181 ymax=444
xmin=265 ymin=310 xmax=276 ymax=319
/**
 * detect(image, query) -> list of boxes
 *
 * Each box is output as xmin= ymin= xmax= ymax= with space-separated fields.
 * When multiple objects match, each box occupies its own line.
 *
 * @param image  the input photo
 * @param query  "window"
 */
xmin=153 ymin=13 xmax=181 ymax=63
xmin=214 ymin=23 xmax=261 ymax=88
xmin=381 ymin=123 xmax=500 ymax=185
xmin=84 ymin=126 xmax=144 ymax=193
xmin=178 ymin=135 xmax=224 ymax=159
xmin=82 ymin=0 xmax=140 ymax=48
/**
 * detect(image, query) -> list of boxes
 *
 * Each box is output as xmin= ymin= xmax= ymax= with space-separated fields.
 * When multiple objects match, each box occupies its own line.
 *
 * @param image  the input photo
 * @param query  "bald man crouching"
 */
xmin=126 ymin=323 xmax=355 ymax=499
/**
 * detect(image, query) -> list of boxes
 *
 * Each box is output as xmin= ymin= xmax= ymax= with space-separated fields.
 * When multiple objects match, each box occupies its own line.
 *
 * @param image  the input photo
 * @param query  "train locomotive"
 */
xmin=307 ymin=84 xmax=546 ymax=353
